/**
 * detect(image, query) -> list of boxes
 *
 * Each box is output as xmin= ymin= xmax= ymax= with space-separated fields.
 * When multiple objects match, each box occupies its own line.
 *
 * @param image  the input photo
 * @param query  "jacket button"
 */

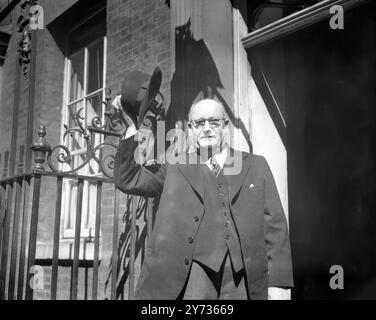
xmin=188 ymin=237 xmax=194 ymax=244
xmin=184 ymin=258 xmax=190 ymax=265
xmin=225 ymin=234 xmax=230 ymax=240
xmin=194 ymin=216 xmax=199 ymax=222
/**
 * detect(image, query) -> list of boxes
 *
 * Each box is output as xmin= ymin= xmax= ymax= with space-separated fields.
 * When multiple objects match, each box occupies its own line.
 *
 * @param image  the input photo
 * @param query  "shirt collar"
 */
xmin=205 ymin=147 xmax=228 ymax=169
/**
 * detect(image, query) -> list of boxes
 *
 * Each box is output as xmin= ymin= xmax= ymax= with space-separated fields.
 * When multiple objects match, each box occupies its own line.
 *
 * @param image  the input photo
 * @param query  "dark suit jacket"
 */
xmin=114 ymin=138 xmax=294 ymax=299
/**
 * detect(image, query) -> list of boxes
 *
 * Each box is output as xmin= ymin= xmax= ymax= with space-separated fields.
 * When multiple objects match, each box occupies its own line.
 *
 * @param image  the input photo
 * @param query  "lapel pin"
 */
xmin=250 ymin=184 xmax=255 ymax=188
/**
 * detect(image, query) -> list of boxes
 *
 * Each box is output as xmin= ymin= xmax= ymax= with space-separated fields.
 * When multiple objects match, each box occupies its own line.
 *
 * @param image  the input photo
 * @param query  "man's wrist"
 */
xmin=268 ymin=287 xmax=290 ymax=300
xmin=121 ymin=125 xmax=137 ymax=140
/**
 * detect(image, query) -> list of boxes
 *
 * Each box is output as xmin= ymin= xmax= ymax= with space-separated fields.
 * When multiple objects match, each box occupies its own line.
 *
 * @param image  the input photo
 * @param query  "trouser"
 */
xmin=180 ymin=251 xmax=249 ymax=300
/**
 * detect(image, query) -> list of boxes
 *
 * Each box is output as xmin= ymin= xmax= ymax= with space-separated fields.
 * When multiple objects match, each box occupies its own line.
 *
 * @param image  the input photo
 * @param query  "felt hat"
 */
xmin=120 ymin=66 xmax=162 ymax=128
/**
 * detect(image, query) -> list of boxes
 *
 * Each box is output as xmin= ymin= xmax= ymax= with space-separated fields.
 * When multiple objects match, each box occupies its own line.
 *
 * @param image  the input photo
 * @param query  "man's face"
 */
xmin=188 ymin=100 xmax=228 ymax=151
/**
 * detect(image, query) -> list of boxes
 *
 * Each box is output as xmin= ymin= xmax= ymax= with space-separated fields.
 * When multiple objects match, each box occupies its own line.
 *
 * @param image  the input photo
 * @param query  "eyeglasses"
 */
xmin=189 ymin=119 xmax=227 ymax=129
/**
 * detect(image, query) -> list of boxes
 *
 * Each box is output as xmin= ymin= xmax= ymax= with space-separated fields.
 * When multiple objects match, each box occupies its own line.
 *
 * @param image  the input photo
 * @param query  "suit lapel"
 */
xmin=177 ymin=153 xmax=204 ymax=202
xmin=224 ymin=148 xmax=251 ymax=202
xmin=177 ymin=148 xmax=250 ymax=203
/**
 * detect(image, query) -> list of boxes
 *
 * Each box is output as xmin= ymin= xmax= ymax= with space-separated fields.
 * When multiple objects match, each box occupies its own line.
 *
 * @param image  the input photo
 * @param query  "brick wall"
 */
xmin=0 ymin=0 xmax=79 ymax=171
xmin=0 ymin=23 xmax=20 ymax=161
xmin=100 ymin=0 xmax=171 ymax=300
xmin=106 ymin=0 xmax=171 ymax=102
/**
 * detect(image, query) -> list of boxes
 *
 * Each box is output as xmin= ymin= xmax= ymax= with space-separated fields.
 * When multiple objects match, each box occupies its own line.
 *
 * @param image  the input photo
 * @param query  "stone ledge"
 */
xmin=35 ymin=239 xmax=102 ymax=261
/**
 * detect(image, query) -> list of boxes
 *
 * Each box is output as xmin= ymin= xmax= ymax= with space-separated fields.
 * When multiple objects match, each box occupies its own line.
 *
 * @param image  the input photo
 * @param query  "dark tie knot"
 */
xmin=210 ymin=157 xmax=220 ymax=176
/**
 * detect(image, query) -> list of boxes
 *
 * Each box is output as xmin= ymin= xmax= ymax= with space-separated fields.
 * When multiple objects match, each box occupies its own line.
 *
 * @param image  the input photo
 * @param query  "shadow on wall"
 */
xmin=104 ymin=195 xmax=157 ymax=300
xmin=165 ymin=18 xmax=252 ymax=155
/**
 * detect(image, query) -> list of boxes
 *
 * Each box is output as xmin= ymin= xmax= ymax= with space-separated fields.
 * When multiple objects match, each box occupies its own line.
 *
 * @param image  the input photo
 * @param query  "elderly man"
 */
xmin=114 ymin=98 xmax=293 ymax=300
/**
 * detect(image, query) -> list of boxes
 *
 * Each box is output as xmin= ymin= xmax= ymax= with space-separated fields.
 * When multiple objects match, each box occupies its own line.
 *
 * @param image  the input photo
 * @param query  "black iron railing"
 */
xmin=0 ymin=91 xmax=163 ymax=300
xmin=0 ymin=169 xmax=154 ymax=300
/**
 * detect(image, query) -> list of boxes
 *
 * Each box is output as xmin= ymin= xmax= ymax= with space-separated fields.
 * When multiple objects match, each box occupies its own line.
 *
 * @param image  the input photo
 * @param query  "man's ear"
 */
xmin=222 ymin=121 xmax=231 ymax=144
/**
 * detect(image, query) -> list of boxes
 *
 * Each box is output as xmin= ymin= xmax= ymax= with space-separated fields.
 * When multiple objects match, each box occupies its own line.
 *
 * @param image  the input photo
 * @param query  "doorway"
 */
xmin=249 ymin=1 xmax=376 ymax=299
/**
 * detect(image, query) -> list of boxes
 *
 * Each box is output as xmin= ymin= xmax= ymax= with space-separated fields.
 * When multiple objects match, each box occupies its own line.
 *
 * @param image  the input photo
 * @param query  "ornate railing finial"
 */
xmin=31 ymin=125 xmax=51 ymax=172
xmin=2 ymin=151 xmax=9 ymax=178
xmin=17 ymin=145 xmax=25 ymax=174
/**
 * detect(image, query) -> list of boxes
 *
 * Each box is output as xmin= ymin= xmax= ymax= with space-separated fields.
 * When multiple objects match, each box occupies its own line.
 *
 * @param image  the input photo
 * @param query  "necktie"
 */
xmin=210 ymin=157 xmax=221 ymax=176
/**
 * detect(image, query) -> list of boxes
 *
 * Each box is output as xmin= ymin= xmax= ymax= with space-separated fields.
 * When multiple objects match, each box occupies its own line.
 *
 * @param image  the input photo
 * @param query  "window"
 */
xmin=61 ymin=36 xmax=107 ymax=239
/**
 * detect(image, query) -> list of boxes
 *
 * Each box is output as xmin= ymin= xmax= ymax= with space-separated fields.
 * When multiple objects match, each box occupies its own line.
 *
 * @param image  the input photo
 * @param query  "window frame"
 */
xmin=60 ymin=36 xmax=107 ymax=239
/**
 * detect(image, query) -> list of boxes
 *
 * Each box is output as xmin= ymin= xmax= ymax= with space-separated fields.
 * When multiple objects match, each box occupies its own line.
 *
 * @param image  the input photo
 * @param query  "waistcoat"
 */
xmin=193 ymin=165 xmax=244 ymax=272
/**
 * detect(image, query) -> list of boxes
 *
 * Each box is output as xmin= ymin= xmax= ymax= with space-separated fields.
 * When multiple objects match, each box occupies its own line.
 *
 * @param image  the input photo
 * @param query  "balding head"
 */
xmin=188 ymin=99 xmax=226 ymax=121
xmin=187 ymin=99 xmax=229 ymax=152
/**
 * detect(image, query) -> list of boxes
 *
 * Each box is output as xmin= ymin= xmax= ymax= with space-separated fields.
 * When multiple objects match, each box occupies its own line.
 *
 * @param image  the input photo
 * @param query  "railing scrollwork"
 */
xmin=32 ymin=88 xmax=164 ymax=180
